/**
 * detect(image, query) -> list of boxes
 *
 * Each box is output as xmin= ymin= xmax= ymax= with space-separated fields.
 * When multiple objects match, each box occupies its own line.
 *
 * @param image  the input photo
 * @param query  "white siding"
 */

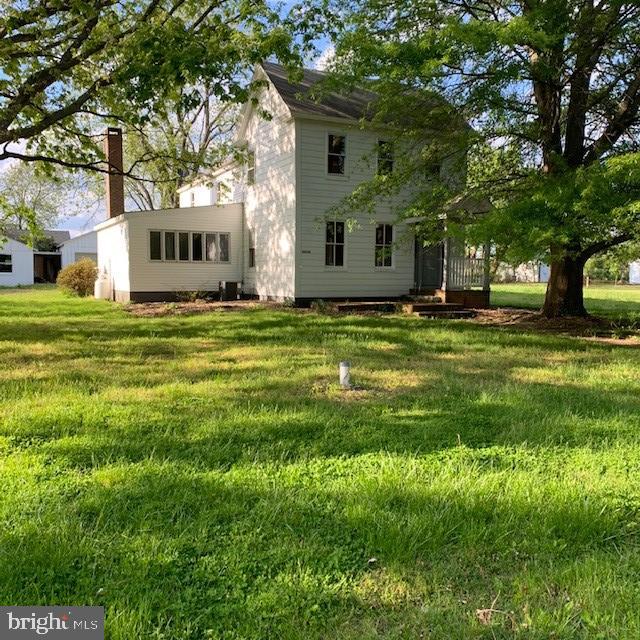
xmin=0 ymin=237 xmax=33 ymax=287
xmin=126 ymin=204 xmax=243 ymax=293
xmin=97 ymin=218 xmax=130 ymax=300
xmin=242 ymin=80 xmax=297 ymax=300
xmin=178 ymin=183 xmax=217 ymax=208
xmin=61 ymin=231 xmax=97 ymax=267
xmin=294 ymin=119 xmax=414 ymax=298
xmin=178 ymin=170 xmax=244 ymax=209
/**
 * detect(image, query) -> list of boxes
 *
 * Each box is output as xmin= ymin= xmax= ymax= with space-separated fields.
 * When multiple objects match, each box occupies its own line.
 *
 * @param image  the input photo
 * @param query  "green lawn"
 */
xmin=1 ymin=289 xmax=640 ymax=639
xmin=492 ymin=282 xmax=640 ymax=316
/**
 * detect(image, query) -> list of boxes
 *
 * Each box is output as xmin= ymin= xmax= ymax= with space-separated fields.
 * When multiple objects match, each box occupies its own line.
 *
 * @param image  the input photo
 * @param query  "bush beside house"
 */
xmin=56 ymin=258 xmax=97 ymax=296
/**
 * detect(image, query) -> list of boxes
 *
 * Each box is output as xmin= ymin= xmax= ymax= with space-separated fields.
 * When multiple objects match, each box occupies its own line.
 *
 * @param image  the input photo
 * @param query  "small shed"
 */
xmin=61 ymin=230 xmax=98 ymax=267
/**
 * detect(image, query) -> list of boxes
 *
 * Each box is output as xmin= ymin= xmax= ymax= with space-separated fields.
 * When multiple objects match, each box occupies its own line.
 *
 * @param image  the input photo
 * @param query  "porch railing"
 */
xmin=448 ymin=257 xmax=486 ymax=290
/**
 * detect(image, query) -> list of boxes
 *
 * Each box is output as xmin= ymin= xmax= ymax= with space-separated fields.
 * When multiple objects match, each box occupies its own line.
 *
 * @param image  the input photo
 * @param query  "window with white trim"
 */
xmin=190 ymin=192 xmax=195 ymax=207
xmin=192 ymin=232 xmax=203 ymax=262
xmin=150 ymin=231 xmax=162 ymax=261
xmin=325 ymin=221 xmax=345 ymax=267
xmin=178 ymin=232 xmax=189 ymax=261
xmin=164 ymin=231 xmax=176 ymax=261
xmin=327 ymin=134 xmax=346 ymax=175
xmin=248 ymin=229 xmax=256 ymax=268
xmin=205 ymin=233 xmax=231 ymax=263
xmin=0 ymin=254 xmax=12 ymax=273
xmin=375 ymin=224 xmax=393 ymax=267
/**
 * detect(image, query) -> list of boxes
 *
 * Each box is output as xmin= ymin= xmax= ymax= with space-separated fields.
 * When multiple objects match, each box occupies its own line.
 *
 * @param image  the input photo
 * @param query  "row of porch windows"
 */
xmin=149 ymin=230 xmax=230 ymax=263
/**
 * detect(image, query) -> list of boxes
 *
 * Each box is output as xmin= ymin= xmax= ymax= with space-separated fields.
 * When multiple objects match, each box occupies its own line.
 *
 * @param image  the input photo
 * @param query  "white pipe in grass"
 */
xmin=339 ymin=361 xmax=351 ymax=389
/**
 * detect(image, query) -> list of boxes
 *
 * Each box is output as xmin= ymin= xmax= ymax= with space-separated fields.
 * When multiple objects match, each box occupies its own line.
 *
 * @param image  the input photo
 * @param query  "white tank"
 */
xmin=94 ymin=273 xmax=111 ymax=300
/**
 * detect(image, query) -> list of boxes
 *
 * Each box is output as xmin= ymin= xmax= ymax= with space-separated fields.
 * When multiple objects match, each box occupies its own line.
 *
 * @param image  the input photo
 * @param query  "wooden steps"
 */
xmin=334 ymin=301 xmax=399 ymax=313
xmin=331 ymin=299 xmax=476 ymax=319
xmin=404 ymin=301 xmax=476 ymax=319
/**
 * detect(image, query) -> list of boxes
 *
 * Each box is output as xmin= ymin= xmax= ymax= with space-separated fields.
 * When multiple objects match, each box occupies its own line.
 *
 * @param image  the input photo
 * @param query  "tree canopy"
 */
xmin=0 ymin=0 xmax=296 ymax=174
xmin=300 ymin=0 xmax=640 ymax=316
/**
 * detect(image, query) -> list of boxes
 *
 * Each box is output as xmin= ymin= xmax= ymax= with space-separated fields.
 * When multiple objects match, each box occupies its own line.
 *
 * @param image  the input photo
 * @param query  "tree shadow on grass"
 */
xmin=0 ymin=459 xmax=636 ymax=639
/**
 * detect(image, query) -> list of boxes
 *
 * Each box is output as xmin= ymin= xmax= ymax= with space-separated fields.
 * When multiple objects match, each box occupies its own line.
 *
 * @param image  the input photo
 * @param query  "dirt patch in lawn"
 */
xmin=123 ymin=299 xmax=290 ymax=318
xmin=473 ymin=307 xmax=640 ymax=343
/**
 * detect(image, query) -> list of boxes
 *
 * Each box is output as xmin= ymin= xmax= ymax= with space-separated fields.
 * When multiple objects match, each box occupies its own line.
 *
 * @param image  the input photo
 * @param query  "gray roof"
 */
xmin=4 ymin=225 xmax=70 ymax=248
xmin=261 ymin=62 xmax=377 ymax=121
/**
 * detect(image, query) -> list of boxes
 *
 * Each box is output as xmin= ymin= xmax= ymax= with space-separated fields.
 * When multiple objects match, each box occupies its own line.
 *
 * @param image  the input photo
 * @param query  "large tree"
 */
xmin=0 ymin=0 xmax=295 ymax=172
xmin=302 ymin=0 xmax=640 ymax=316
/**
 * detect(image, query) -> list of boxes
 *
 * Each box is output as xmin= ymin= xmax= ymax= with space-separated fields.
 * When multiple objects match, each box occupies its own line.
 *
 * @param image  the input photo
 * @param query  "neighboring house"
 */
xmin=96 ymin=62 xmax=490 ymax=305
xmin=0 ymin=236 xmax=34 ymax=287
xmin=0 ymin=227 xmax=71 ymax=286
xmin=495 ymin=261 xmax=550 ymax=283
xmin=629 ymin=261 xmax=640 ymax=284
xmin=61 ymin=230 xmax=98 ymax=268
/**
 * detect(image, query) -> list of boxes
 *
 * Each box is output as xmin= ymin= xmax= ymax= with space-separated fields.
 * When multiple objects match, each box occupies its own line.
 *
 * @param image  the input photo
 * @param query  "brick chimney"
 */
xmin=104 ymin=127 xmax=124 ymax=218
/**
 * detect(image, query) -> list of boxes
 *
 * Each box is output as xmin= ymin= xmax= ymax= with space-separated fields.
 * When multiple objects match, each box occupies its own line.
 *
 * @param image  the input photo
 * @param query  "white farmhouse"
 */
xmin=0 ymin=227 xmax=71 ymax=286
xmin=96 ymin=62 xmax=490 ymax=306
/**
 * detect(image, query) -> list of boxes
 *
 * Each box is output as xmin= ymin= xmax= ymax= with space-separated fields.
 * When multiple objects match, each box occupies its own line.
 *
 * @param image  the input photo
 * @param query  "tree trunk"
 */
xmin=542 ymin=255 xmax=587 ymax=317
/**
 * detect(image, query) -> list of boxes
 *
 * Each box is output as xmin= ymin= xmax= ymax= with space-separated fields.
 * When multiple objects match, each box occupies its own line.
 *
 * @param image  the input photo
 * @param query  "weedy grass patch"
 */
xmin=1 ymin=288 xmax=639 ymax=638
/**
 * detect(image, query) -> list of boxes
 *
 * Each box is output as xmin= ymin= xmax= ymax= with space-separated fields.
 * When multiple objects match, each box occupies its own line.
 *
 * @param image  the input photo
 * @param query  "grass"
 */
xmin=492 ymin=282 xmax=640 ymax=317
xmin=1 ymin=288 xmax=640 ymax=639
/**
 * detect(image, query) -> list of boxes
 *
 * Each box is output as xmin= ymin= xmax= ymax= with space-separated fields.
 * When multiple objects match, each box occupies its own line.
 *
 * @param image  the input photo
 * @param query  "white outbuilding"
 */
xmin=0 ymin=236 xmax=34 ymax=287
xmin=60 ymin=230 xmax=98 ymax=267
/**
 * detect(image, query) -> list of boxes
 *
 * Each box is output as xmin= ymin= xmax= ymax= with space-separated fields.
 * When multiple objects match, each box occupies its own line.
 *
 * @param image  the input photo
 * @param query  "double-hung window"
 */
xmin=375 ymin=224 xmax=393 ymax=267
xmin=325 ymin=221 xmax=345 ymax=267
xmin=327 ymin=134 xmax=346 ymax=175
xmin=0 ymin=254 xmax=12 ymax=272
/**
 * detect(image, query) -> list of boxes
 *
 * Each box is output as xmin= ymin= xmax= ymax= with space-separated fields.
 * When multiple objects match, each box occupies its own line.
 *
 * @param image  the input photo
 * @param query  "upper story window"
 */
xmin=247 ymin=151 xmax=256 ymax=185
xmin=0 ymin=254 xmax=12 ymax=273
xmin=327 ymin=134 xmax=346 ymax=175
xmin=375 ymin=224 xmax=393 ymax=267
xmin=325 ymin=221 xmax=345 ymax=267
xmin=248 ymin=229 xmax=256 ymax=268
xmin=377 ymin=140 xmax=394 ymax=176
xmin=190 ymin=192 xmax=195 ymax=207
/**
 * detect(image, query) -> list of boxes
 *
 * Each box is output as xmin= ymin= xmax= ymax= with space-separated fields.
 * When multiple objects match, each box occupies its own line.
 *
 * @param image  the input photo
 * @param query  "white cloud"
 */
xmin=314 ymin=45 xmax=335 ymax=71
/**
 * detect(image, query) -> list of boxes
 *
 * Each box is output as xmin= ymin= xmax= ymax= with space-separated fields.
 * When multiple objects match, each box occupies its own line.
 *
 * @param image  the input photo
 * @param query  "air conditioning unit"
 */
xmin=219 ymin=281 xmax=239 ymax=301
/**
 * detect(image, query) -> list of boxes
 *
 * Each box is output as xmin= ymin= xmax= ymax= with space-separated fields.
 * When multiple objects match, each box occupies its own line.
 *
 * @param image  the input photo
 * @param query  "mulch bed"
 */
xmin=122 ymin=299 xmax=639 ymax=344
xmin=470 ymin=307 xmax=640 ymax=343
xmin=123 ymin=299 xmax=282 ymax=318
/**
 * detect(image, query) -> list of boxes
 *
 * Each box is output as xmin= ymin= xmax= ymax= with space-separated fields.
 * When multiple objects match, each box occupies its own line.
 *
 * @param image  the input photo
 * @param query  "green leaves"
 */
xmin=0 ymin=0 xmax=299 ymax=171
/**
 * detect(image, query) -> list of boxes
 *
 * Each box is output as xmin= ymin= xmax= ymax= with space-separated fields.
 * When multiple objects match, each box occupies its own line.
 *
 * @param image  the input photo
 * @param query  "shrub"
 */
xmin=56 ymin=258 xmax=98 ymax=297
